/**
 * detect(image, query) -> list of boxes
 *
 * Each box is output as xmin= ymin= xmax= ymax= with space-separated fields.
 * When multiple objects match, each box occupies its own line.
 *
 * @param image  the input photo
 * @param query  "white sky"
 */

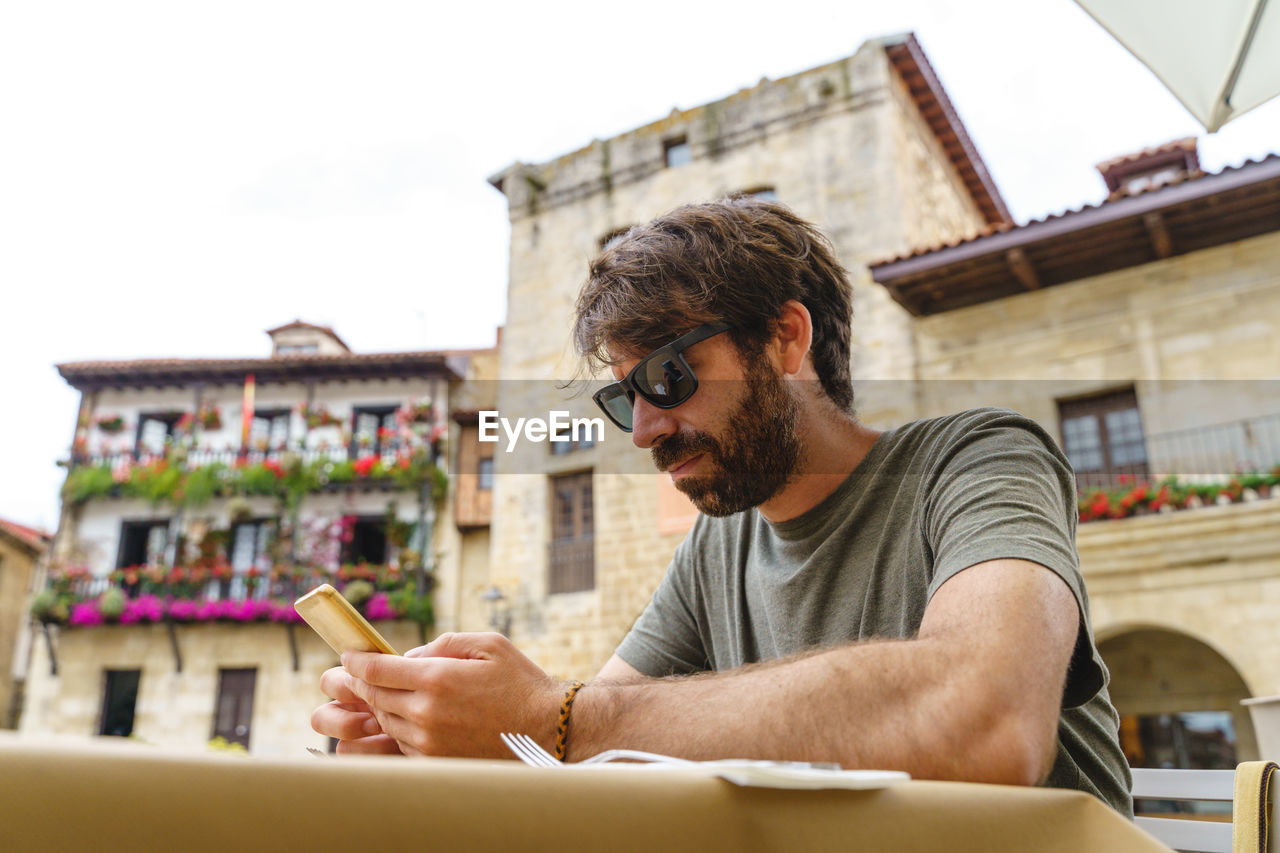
xmin=2 ymin=0 xmax=1277 ymax=532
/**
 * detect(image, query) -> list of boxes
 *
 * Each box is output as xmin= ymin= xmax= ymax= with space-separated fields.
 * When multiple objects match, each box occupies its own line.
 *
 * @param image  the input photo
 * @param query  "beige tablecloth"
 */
xmin=0 ymin=732 xmax=1169 ymax=853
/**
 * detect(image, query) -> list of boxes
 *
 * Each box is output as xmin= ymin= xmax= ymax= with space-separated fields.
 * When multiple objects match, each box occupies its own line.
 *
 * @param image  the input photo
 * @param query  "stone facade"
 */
xmin=486 ymin=38 xmax=990 ymax=678
xmin=483 ymin=29 xmax=1280 ymax=775
xmin=1081 ymin=497 xmax=1280 ymax=761
xmin=21 ymin=619 xmax=424 ymax=755
xmin=19 ymin=329 xmax=499 ymax=753
xmin=0 ymin=528 xmax=43 ymax=728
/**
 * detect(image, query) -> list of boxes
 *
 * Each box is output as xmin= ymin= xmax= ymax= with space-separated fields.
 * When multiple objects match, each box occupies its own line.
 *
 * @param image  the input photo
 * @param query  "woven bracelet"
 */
xmin=554 ymin=681 xmax=586 ymax=762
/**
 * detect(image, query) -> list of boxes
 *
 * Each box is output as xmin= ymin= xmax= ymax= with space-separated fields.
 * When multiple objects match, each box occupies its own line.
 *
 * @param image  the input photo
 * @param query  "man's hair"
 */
xmin=573 ymin=197 xmax=855 ymax=411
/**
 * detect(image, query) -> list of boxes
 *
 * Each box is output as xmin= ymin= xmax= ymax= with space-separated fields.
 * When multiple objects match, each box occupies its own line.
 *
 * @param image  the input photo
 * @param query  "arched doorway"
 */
xmin=1099 ymin=627 xmax=1258 ymax=768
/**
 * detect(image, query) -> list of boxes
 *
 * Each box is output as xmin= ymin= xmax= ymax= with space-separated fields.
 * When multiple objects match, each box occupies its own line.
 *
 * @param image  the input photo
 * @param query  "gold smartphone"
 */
xmin=294 ymin=583 xmax=398 ymax=656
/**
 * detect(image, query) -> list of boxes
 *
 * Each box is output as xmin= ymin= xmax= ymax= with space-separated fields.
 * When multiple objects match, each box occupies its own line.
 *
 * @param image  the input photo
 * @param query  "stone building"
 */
xmin=484 ymin=33 xmax=1008 ymax=675
xmin=20 ymin=321 xmax=497 ymax=754
xmin=485 ymin=31 xmax=1280 ymax=770
xmin=1 ymin=518 xmax=49 ymax=728
xmin=870 ymin=138 xmax=1280 ymax=767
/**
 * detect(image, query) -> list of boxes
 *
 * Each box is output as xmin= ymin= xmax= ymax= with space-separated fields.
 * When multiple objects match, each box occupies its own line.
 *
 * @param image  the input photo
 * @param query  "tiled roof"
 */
xmin=1095 ymin=137 xmax=1198 ymax=173
xmin=868 ymin=152 xmax=1280 ymax=316
xmin=870 ymin=153 xmax=1277 ymax=267
xmin=57 ymin=349 xmax=467 ymax=390
xmin=265 ymin=319 xmax=351 ymax=351
xmin=0 ymin=518 xmax=51 ymax=553
xmin=882 ymin=33 xmax=1012 ymax=227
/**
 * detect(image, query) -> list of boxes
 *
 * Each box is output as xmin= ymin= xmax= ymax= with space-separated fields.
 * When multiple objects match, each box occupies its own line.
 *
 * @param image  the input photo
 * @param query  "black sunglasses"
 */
xmin=592 ymin=324 xmax=731 ymax=432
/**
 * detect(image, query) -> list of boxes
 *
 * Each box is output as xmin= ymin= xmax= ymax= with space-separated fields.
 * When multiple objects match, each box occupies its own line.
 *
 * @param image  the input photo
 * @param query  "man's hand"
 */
xmin=311 ymin=632 xmax=564 ymax=758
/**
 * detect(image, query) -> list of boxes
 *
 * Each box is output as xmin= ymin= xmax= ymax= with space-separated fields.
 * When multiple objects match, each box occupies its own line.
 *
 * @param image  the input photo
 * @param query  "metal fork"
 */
xmin=501 ymin=732 xmax=699 ymax=767
xmin=500 ymin=732 xmax=560 ymax=767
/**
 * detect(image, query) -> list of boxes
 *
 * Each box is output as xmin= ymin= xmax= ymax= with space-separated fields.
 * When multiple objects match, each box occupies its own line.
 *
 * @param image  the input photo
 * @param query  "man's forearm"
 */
xmin=569 ymin=638 xmax=1054 ymax=785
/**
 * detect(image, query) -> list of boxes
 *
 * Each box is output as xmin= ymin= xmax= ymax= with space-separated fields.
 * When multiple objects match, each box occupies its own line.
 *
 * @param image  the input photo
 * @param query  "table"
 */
xmin=0 ymin=733 xmax=1170 ymax=852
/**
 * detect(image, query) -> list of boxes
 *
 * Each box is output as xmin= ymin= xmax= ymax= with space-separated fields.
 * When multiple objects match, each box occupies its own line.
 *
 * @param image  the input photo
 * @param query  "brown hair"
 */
xmin=573 ymin=198 xmax=855 ymax=411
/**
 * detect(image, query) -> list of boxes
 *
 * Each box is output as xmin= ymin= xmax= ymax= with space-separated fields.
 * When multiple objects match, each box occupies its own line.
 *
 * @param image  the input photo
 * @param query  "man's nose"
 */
xmin=630 ymin=396 xmax=676 ymax=449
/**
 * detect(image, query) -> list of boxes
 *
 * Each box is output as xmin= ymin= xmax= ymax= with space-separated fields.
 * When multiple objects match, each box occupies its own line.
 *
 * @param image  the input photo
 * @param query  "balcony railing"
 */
xmin=1075 ymin=412 xmax=1280 ymax=493
xmin=36 ymin=565 xmax=430 ymax=629
xmin=73 ymin=442 xmax=411 ymax=470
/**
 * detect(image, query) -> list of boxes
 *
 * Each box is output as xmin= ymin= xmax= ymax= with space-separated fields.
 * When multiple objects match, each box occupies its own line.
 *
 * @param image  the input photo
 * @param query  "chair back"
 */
xmin=1131 ymin=763 xmax=1277 ymax=853
xmin=1132 ymin=768 xmax=1234 ymax=852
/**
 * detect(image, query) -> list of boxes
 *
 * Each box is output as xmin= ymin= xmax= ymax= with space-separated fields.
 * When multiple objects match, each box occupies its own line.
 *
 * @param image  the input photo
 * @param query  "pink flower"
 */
xmin=70 ymin=601 xmax=104 ymax=627
xmin=168 ymin=599 xmax=199 ymax=622
xmin=365 ymin=593 xmax=396 ymax=621
xmin=121 ymin=594 xmax=165 ymax=624
xmin=270 ymin=602 xmax=304 ymax=623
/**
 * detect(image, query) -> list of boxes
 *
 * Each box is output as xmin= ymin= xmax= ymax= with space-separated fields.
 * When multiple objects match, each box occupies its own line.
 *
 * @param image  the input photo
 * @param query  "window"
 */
xmin=478 ymin=457 xmax=494 ymax=490
xmin=226 ymin=519 xmax=274 ymax=598
xmin=663 ymin=136 xmax=692 ymax=168
xmin=1058 ymin=388 xmax=1149 ymax=490
xmin=135 ymin=412 xmax=182 ymax=457
xmin=213 ymin=669 xmax=256 ymax=749
xmin=342 ymin=517 xmax=387 ymax=564
xmin=248 ymin=409 xmax=290 ymax=451
xmin=100 ymin=669 xmax=141 ymax=737
xmin=277 ymin=343 xmax=318 ymax=356
xmin=117 ymin=519 xmax=170 ymax=569
xmin=548 ymin=471 xmax=594 ymax=594
xmin=351 ymin=405 xmax=398 ymax=457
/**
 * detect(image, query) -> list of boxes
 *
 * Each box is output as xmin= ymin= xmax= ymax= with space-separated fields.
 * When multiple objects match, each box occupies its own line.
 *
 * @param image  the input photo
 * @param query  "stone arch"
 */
xmin=1098 ymin=624 xmax=1258 ymax=765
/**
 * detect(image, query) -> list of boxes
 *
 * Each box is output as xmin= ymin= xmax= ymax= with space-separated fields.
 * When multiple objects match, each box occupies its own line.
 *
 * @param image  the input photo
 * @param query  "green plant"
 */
xmin=99 ymin=587 xmax=126 ymax=621
xmin=63 ymin=464 xmax=118 ymax=503
xmin=237 ymin=463 xmax=284 ymax=496
xmin=341 ymin=579 xmax=375 ymax=607
xmin=325 ymin=459 xmax=355 ymax=484
xmin=182 ymin=463 xmax=228 ymax=508
xmin=30 ymin=589 xmax=69 ymax=624
xmin=388 ymin=586 xmax=433 ymax=627
xmin=131 ymin=460 xmax=183 ymax=506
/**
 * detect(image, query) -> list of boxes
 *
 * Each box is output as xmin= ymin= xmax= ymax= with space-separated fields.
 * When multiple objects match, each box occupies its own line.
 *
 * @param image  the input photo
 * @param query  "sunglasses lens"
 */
xmin=637 ymin=354 xmax=694 ymax=407
xmin=595 ymin=384 xmax=635 ymax=431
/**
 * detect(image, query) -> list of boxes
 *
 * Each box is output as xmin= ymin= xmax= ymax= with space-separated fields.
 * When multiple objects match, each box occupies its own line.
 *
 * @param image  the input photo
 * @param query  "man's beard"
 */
xmin=650 ymin=360 xmax=803 ymax=517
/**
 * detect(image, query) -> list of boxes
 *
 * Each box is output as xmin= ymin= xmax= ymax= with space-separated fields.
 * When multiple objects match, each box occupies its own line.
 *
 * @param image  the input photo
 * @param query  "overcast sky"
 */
xmin=2 ymin=0 xmax=1277 ymax=532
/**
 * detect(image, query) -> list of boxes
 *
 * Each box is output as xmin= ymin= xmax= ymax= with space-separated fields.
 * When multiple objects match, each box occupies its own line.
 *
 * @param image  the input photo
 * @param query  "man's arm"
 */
xmin=567 ymin=557 xmax=1075 ymax=784
xmin=321 ymin=557 xmax=1076 ymax=784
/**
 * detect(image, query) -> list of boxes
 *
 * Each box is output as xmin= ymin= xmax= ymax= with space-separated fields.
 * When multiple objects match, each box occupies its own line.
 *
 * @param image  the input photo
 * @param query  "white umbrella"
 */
xmin=1075 ymin=0 xmax=1280 ymax=131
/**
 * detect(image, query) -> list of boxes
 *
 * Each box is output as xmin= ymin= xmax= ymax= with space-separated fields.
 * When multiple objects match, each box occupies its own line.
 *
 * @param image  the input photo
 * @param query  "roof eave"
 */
xmin=871 ymin=155 xmax=1280 ymax=284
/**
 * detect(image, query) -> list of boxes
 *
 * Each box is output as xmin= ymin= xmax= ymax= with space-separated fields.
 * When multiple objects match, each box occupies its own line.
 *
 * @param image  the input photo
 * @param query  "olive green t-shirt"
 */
xmin=615 ymin=408 xmax=1133 ymax=815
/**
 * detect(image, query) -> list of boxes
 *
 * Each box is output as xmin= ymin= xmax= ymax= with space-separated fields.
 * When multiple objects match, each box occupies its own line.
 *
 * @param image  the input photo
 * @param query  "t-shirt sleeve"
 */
xmin=922 ymin=410 xmax=1104 ymax=708
xmin=613 ymin=535 xmax=711 ymax=677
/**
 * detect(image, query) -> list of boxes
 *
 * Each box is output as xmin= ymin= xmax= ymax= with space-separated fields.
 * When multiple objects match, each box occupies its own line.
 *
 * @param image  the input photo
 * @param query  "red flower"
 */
xmin=353 ymin=456 xmax=378 ymax=477
xmin=262 ymin=459 xmax=285 ymax=478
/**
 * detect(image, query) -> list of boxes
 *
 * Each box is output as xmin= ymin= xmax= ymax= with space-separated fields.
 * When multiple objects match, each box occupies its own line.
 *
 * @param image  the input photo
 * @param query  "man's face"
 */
xmin=616 ymin=336 xmax=803 ymax=517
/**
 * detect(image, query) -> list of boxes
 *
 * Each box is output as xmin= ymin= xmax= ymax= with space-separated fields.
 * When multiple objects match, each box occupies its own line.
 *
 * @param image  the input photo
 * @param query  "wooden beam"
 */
xmin=1006 ymin=248 xmax=1041 ymax=290
xmin=1143 ymin=212 xmax=1174 ymax=258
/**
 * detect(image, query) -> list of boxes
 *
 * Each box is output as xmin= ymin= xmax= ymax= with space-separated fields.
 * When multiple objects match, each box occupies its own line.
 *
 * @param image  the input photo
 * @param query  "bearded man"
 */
xmin=311 ymin=198 xmax=1132 ymax=816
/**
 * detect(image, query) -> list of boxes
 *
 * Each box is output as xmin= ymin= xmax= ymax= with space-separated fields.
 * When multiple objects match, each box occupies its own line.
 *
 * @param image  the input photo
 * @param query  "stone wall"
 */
xmin=489 ymin=39 xmax=988 ymax=679
xmin=0 ymin=537 xmax=38 ymax=728
xmin=20 ymin=619 xmax=426 ymax=755
xmin=1081 ymin=496 xmax=1280 ymax=760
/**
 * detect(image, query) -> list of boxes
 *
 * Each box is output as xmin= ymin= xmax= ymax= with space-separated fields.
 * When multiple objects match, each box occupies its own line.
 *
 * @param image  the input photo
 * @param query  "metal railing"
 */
xmin=72 ymin=442 xmax=412 ymax=470
xmin=1074 ymin=412 xmax=1280 ymax=492
xmin=67 ymin=568 xmax=342 ymax=604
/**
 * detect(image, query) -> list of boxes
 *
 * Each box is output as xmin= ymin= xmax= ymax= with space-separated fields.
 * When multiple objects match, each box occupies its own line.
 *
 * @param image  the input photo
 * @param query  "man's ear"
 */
xmin=773 ymin=300 xmax=813 ymax=377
